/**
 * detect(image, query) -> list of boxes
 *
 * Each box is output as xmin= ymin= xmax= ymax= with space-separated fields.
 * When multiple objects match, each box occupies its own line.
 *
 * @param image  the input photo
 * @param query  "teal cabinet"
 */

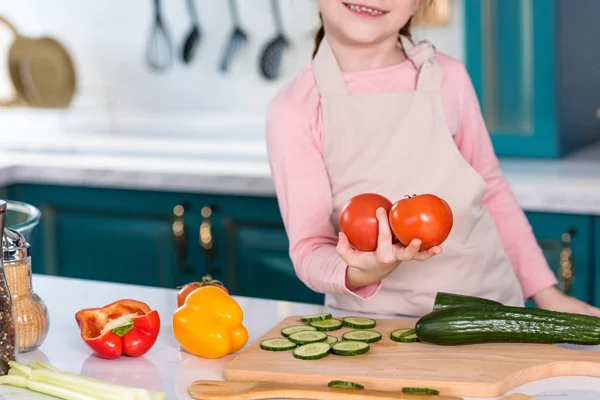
xmin=0 ymin=186 xmax=6 ymax=200
xmin=210 ymin=195 xmax=324 ymax=304
xmin=6 ymin=184 xmax=209 ymax=289
xmin=594 ymin=217 xmax=600 ymax=305
xmin=4 ymin=184 xmax=323 ymax=304
xmin=464 ymin=0 xmax=600 ymax=158
xmin=525 ymin=212 xmax=594 ymax=304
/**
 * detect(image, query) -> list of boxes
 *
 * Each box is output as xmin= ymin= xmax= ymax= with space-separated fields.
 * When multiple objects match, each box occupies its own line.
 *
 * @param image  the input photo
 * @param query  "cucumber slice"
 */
xmin=342 ymin=330 xmax=382 ymax=343
xmin=342 ymin=316 xmax=376 ymax=329
xmin=288 ymin=331 xmax=328 ymax=345
xmin=281 ymin=325 xmax=317 ymax=337
xmin=331 ymin=340 xmax=370 ymax=356
xmin=391 ymin=328 xmax=420 ymax=343
xmin=300 ymin=313 xmax=332 ymax=323
xmin=292 ymin=342 xmax=331 ymax=360
xmin=328 ymin=380 xmax=364 ymax=390
xmin=309 ymin=318 xmax=343 ymax=332
xmin=401 ymin=387 xmax=440 ymax=395
xmin=326 ymin=335 xmax=338 ymax=345
xmin=260 ymin=338 xmax=297 ymax=351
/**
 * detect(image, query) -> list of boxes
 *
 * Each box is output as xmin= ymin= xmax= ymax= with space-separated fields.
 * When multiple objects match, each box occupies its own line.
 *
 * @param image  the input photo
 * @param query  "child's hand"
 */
xmin=532 ymin=286 xmax=600 ymax=317
xmin=337 ymin=207 xmax=442 ymax=291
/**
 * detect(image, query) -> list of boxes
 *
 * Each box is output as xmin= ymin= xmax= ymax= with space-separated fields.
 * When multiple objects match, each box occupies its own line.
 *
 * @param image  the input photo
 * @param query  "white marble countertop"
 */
xmin=0 ymin=274 xmax=599 ymax=399
xmin=1 ymin=131 xmax=600 ymax=215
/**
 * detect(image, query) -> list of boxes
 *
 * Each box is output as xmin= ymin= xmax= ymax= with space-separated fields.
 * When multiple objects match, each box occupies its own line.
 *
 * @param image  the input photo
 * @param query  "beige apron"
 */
xmin=313 ymin=35 xmax=525 ymax=317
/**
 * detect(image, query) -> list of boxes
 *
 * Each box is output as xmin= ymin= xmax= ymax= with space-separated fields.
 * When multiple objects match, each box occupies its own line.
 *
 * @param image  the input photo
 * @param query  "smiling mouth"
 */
xmin=343 ymin=2 xmax=388 ymax=16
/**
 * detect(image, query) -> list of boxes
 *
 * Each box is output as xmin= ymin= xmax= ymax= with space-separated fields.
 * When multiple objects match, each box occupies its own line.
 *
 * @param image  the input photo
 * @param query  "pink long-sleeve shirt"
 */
xmin=265 ymin=51 xmax=558 ymax=301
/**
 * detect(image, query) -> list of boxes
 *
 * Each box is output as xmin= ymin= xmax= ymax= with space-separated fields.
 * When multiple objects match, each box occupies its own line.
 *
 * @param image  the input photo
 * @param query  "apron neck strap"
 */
xmin=312 ymin=37 xmax=349 ymax=97
xmin=399 ymin=35 xmax=442 ymax=92
xmin=312 ymin=34 xmax=442 ymax=97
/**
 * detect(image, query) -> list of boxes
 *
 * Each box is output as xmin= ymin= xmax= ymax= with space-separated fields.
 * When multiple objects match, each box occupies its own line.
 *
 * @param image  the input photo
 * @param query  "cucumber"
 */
xmin=292 ymin=342 xmax=331 ymax=360
xmin=342 ymin=316 xmax=376 ymax=329
xmin=402 ymin=387 xmax=439 ymax=395
xmin=416 ymin=305 xmax=600 ymax=346
xmin=390 ymin=328 xmax=420 ymax=343
xmin=300 ymin=313 xmax=332 ymax=322
xmin=328 ymin=380 xmax=364 ymax=390
xmin=260 ymin=338 xmax=297 ymax=351
xmin=326 ymin=335 xmax=338 ymax=345
xmin=309 ymin=318 xmax=343 ymax=332
xmin=331 ymin=340 xmax=370 ymax=356
xmin=433 ymin=292 xmax=503 ymax=310
xmin=281 ymin=325 xmax=317 ymax=337
xmin=288 ymin=331 xmax=328 ymax=345
xmin=342 ymin=330 xmax=382 ymax=343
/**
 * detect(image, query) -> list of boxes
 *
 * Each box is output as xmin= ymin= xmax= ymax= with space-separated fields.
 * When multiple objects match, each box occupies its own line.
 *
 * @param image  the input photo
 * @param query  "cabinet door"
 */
xmin=464 ymin=0 xmax=558 ymax=157
xmin=0 ymin=186 xmax=6 ymax=201
xmin=594 ymin=217 xmax=600 ymax=306
xmin=211 ymin=195 xmax=324 ymax=305
xmin=8 ymin=184 xmax=207 ymax=289
xmin=525 ymin=212 xmax=593 ymax=303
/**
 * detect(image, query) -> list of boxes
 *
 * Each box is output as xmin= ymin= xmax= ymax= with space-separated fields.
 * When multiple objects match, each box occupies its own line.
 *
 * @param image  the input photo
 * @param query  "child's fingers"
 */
xmin=375 ymin=208 xmax=395 ymax=263
xmin=412 ymin=245 xmax=443 ymax=261
xmin=393 ymin=238 xmax=421 ymax=261
xmin=336 ymin=232 xmax=364 ymax=266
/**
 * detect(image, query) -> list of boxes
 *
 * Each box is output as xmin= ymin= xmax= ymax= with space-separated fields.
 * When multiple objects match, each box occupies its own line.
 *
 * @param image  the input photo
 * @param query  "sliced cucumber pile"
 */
xmin=342 ymin=316 xmax=376 ymax=329
xmin=390 ymin=328 xmax=420 ymax=343
xmin=401 ymin=387 xmax=440 ymax=395
xmin=327 ymin=380 xmax=364 ymax=390
xmin=331 ymin=340 xmax=370 ymax=356
xmin=288 ymin=331 xmax=328 ymax=345
xmin=292 ymin=342 xmax=331 ymax=360
xmin=281 ymin=325 xmax=317 ymax=337
xmin=342 ymin=330 xmax=382 ymax=343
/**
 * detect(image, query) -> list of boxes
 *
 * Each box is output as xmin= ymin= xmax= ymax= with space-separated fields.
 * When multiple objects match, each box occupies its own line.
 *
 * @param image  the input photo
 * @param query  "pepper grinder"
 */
xmin=0 ymin=201 xmax=17 ymax=373
xmin=2 ymin=224 xmax=49 ymax=353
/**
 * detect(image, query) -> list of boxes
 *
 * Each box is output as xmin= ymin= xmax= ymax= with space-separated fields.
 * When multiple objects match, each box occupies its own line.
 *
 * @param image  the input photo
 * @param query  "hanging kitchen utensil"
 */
xmin=0 ymin=17 xmax=76 ymax=108
xmin=218 ymin=0 xmax=249 ymax=74
xmin=181 ymin=0 xmax=202 ymax=64
xmin=145 ymin=0 xmax=173 ymax=72
xmin=258 ymin=0 xmax=290 ymax=81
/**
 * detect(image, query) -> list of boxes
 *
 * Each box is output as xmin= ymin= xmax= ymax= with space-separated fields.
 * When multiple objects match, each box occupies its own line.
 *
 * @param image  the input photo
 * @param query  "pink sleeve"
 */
xmin=453 ymin=68 xmax=558 ymax=300
xmin=265 ymin=97 xmax=381 ymax=299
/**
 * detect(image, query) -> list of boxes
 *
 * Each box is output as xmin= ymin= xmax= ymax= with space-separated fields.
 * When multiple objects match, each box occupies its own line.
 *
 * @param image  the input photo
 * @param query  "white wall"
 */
xmin=0 ymin=0 xmax=464 ymax=134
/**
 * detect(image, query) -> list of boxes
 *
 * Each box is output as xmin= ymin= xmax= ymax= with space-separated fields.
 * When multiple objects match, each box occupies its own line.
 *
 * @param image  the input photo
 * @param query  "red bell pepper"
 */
xmin=75 ymin=299 xmax=160 ymax=359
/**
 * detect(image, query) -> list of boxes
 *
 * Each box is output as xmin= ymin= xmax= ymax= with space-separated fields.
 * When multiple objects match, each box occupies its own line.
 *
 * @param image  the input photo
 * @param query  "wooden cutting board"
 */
xmin=223 ymin=316 xmax=600 ymax=398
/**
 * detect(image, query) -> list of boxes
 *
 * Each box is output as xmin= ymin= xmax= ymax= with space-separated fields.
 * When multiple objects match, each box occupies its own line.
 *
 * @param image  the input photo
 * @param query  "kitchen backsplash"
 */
xmin=0 ymin=0 xmax=464 ymax=135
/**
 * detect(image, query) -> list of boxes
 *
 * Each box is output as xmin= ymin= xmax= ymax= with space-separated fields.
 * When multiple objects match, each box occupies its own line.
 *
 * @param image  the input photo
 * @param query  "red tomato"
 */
xmin=176 ymin=275 xmax=229 ymax=308
xmin=388 ymin=194 xmax=453 ymax=251
xmin=339 ymin=193 xmax=393 ymax=252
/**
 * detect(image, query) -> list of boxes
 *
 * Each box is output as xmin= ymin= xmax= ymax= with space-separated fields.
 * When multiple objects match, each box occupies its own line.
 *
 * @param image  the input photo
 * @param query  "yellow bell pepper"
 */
xmin=172 ymin=285 xmax=248 ymax=359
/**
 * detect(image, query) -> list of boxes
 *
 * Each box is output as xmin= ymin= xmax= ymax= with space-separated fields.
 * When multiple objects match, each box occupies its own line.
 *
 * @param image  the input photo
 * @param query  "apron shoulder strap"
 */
xmin=311 ymin=38 xmax=349 ymax=98
xmin=399 ymin=35 xmax=442 ymax=92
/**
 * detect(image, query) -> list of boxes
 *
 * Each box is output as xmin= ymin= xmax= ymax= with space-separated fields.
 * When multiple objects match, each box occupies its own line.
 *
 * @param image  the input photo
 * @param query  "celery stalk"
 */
xmin=0 ymin=374 xmax=28 ymax=388
xmin=32 ymin=358 xmax=61 ymax=372
xmin=26 ymin=381 xmax=105 ymax=400
xmin=3 ymin=361 xmax=166 ymax=400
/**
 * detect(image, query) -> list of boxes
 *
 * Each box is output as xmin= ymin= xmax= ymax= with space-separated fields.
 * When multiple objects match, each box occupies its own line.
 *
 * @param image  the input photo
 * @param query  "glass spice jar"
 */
xmin=0 ymin=201 xmax=17 ymax=374
xmin=2 ymin=227 xmax=49 ymax=353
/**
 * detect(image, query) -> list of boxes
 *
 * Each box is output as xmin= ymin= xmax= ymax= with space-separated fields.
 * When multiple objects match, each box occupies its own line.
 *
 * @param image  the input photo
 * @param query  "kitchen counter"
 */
xmin=1 ymin=274 xmax=599 ymax=399
xmin=1 ymin=132 xmax=600 ymax=215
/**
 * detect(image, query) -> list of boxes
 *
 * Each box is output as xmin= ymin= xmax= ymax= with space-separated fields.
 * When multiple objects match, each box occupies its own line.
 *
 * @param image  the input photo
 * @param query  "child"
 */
xmin=266 ymin=0 xmax=600 ymax=317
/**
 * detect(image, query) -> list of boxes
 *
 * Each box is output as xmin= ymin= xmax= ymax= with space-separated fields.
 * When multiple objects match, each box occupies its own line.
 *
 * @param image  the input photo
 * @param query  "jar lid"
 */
xmin=2 ymin=227 xmax=30 ymax=261
xmin=0 ymin=200 xmax=6 ymax=212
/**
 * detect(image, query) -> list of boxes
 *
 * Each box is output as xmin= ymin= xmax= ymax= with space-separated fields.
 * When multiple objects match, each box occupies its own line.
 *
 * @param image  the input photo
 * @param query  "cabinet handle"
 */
xmin=200 ymin=205 xmax=221 ymax=276
xmin=558 ymin=229 xmax=576 ymax=296
xmin=173 ymin=204 xmax=193 ymax=273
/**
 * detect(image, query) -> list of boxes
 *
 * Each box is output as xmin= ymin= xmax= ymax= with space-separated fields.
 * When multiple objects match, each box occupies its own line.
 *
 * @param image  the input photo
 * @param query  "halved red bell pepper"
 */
xmin=75 ymin=299 xmax=160 ymax=359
